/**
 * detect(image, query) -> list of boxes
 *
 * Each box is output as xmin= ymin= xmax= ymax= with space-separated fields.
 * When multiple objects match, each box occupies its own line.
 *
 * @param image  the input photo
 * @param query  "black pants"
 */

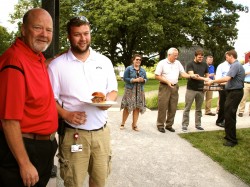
xmin=216 ymin=90 xmax=227 ymax=123
xmin=0 ymin=131 xmax=58 ymax=187
xmin=224 ymin=89 xmax=243 ymax=144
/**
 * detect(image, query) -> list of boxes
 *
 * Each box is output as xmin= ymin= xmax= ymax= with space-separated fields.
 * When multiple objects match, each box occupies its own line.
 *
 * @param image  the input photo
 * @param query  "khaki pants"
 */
xmin=58 ymin=125 xmax=111 ymax=187
xmin=205 ymin=90 xmax=213 ymax=114
xmin=239 ymin=83 xmax=250 ymax=114
xmin=156 ymin=83 xmax=179 ymax=128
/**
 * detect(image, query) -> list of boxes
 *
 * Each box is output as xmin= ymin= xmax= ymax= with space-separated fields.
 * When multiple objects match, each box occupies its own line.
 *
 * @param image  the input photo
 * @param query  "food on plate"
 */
xmin=91 ymin=92 xmax=106 ymax=103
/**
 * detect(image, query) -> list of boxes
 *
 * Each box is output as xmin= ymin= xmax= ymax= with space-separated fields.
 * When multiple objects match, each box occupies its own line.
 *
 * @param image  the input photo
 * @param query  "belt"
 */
xmin=65 ymin=122 xmax=107 ymax=132
xmin=226 ymin=89 xmax=243 ymax=92
xmin=22 ymin=133 xmax=56 ymax=141
xmin=244 ymin=82 xmax=250 ymax=84
xmin=160 ymin=82 xmax=177 ymax=86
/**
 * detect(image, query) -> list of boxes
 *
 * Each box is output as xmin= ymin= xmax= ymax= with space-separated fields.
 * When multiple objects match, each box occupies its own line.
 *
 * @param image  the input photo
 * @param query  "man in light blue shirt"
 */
xmin=215 ymin=60 xmax=230 ymax=127
xmin=238 ymin=58 xmax=250 ymax=117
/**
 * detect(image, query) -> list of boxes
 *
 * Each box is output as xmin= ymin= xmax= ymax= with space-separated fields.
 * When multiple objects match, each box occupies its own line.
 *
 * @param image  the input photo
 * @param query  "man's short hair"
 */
xmin=226 ymin=50 xmax=237 ymax=59
xmin=195 ymin=49 xmax=204 ymax=57
xmin=67 ymin=16 xmax=90 ymax=34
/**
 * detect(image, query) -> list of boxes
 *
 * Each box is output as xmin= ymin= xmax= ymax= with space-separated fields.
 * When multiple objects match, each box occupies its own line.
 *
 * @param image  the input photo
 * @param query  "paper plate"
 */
xmin=83 ymin=100 xmax=117 ymax=107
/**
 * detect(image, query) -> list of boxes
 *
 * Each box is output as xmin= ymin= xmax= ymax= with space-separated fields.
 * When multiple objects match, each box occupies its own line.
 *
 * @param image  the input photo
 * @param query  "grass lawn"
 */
xmin=118 ymin=78 xmax=187 ymax=96
xmin=179 ymin=129 xmax=250 ymax=185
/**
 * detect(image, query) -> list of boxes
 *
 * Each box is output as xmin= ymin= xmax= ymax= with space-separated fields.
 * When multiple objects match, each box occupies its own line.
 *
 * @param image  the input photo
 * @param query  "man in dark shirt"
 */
xmin=182 ymin=49 xmax=209 ymax=131
xmin=206 ymin=50 xmax=244 ymax=147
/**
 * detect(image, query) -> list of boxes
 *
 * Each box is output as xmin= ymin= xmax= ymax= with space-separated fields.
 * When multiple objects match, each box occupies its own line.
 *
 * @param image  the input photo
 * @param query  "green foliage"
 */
xmin=146 ymin=94 xmax=158 ymax=110
xmin=0 ymin=26 xmax=14 ymax=55
xmin=118 ymin=78 xmax=187 ymax=97
xmin=8 ymin=0 xmax=247 ymax=67
xmin=179 ymin=129 xmax=250 ymax=185
xmin=202 ymin=0 xmax=248 ymax=65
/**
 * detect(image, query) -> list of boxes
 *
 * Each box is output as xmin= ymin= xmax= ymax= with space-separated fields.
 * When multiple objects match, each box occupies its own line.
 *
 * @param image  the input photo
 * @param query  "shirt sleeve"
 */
xmin=155 ymin=61 xmax=163 ymax=75
xmin=227 ymin=63 xmax=238 ymax=78
xmin=0 ymin=61 xmax=25 ymax=119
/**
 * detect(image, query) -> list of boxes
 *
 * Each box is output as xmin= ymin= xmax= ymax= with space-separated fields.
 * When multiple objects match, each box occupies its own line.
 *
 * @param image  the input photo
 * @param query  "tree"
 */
xmin=9 ymin=0 xmax=247 ymax=68
xmin=80 ymin=0 xmax=208 ymax=67
xmin=202 ymin=0 xmax=247 ymax=66
xmin=0 ymin=26 xmax=13 ymax=55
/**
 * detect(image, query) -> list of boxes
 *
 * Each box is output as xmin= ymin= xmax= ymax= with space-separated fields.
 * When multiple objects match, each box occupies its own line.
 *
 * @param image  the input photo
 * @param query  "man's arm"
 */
xmin=188 ymin=71 xmax=209 ymax=81
xmin=1 ymin=120 xmax=39 ymax=187
xmin=155 ymin=74 xmax=172 ymax=86
xmin=207 ymin=76 xmax=231 ymax=85
xmin=180 ymin=72 xmax=198 ymax=79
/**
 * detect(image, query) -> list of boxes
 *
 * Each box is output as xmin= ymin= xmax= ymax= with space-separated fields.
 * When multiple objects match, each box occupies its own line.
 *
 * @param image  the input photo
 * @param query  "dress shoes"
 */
xmin=223 ymin=141 xmax=237 ymax=147
xmin=158 ymin=127 xmax=165 ymax=133
xmin=182 ymin=126 xmax=187 ymax=131
xmin=238 ymin=113 xmax=243 ymax=117
xmin=205 ymin=112 xmax=216 ymax=116
xmin=165 ymin=127 xmax=175 ymax=132
xmin=196 ymin=126 xmax=204 ymax=130
xmin=216 ymin=122 xmax=225 ymax=128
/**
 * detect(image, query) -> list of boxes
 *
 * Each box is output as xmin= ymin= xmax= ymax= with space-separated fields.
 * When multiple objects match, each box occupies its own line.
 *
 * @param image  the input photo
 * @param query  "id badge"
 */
xmin=71 ymin=144 xmax=83 ymax=152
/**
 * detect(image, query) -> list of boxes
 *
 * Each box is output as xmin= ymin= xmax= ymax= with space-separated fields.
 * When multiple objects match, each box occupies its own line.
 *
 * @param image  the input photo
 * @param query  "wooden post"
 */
xmin=42 ymin=0 xmax=59 ymax=58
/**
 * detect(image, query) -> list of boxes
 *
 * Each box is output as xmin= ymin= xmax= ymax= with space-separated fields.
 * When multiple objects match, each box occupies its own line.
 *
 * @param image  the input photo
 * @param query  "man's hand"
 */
xmin=20 ymin=163 xmax=39 ymax=187
xmin=205 ymin=79 xmax=213 ymax=86
xmin=64 ymin=111 xmax=87 ymax=125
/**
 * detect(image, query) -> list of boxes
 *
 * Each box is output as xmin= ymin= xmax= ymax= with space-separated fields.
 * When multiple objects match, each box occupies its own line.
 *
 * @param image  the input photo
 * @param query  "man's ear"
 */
xmin=21 ymin=24 xmax=25 ymax=37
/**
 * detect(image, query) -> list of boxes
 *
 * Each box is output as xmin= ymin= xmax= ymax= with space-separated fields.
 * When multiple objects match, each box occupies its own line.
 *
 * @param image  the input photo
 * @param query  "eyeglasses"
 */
xmin=135 ymin=59 xmax=142 ymax=61
xmin=69 ymin=16 xmax=89 ymax=24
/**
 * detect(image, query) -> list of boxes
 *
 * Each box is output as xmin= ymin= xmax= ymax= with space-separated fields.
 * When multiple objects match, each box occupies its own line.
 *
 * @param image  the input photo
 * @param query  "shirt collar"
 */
xmin=15 ymin=37 xmax=45 ymax=63
xmin=67 ymin=47 xmax=94 ymax=62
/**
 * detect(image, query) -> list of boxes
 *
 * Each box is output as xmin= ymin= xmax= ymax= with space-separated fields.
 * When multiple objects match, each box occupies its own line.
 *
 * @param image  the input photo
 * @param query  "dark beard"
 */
xmin=71 ymin=43 xmax=90 ymax=54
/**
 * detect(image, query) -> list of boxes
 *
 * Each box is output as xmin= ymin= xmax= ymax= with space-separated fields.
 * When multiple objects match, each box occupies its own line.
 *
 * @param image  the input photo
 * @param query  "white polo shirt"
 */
xmin=155 ymin=59 xmax=185 ymax=84
xmin=48 ymin=48 xmax=118 ymax=130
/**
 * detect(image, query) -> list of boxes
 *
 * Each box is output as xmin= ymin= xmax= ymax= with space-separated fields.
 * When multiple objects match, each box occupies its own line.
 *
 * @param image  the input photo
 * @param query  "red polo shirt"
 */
xmin=0 ymin=38 xmax=58 ymax=134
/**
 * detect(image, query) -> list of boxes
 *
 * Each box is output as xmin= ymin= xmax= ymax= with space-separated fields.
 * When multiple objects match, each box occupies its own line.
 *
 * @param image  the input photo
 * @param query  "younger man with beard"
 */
xmin=48 ymin=16 xmax=118 ymax=187
xmin=182 ymin=49 xmax=209 ymax=131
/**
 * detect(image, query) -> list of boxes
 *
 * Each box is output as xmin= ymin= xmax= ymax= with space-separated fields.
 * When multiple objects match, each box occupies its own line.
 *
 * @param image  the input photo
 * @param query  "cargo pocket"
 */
xmin=58 ymin=155 xmax=74 ymax=186
xmin=107 ymin=150 xmax=112 ymax=176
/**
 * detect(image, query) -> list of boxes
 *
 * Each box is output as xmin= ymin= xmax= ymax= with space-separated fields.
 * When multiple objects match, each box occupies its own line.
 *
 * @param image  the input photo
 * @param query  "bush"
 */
xmin=146 ymin=94 xmax=158 ymax=110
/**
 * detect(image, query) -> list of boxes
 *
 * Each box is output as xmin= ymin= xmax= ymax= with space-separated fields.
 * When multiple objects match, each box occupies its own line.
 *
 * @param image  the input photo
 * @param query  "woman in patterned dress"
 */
xmin=120 ymin=54 xmax=147 ymax=131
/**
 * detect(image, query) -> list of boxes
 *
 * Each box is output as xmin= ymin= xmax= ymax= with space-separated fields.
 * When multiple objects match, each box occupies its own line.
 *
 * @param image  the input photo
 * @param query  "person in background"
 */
xmin=215 ymin=59 xmax=230 ymax=128
xmin=204 ymin=55 xmax=216 ymax=116
xmin=154 ymin=47 xmax=198 ymax=133
xmin=120 ymin=54 xmax=147 ymax=131
xmin=182 ymin=49 xmax=209 ymax=131
xmin=238 ymin=58 xmax=250 ymax=117
xmin=206 ymin=50 xmax=244 ymax=147
xmin=0 ymin=8 xmax=58 ymax=187
xmin=48 ymin=16 xmax=117 ymax=187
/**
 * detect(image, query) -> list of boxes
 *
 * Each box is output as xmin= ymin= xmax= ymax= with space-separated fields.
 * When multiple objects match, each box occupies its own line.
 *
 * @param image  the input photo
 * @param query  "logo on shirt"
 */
xmin=96 ymin=66 xmax=102 ymax=69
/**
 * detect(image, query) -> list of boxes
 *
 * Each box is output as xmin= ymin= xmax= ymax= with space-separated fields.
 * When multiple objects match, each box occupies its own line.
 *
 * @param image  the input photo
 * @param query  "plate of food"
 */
xmin=83 ymin=100 xmax=117 ymax=107
xmin=83 ymin=92 xmax=117 ymax=106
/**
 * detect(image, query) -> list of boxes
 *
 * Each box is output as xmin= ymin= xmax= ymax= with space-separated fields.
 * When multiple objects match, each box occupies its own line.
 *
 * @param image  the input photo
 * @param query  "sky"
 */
xmin=0 ymin=0 xmax=249 ymax=61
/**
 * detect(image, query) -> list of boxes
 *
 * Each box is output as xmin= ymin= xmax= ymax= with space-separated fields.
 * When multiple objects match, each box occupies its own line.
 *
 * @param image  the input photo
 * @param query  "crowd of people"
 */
xmin=0 ymin=7 xmax=249 ymax=187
